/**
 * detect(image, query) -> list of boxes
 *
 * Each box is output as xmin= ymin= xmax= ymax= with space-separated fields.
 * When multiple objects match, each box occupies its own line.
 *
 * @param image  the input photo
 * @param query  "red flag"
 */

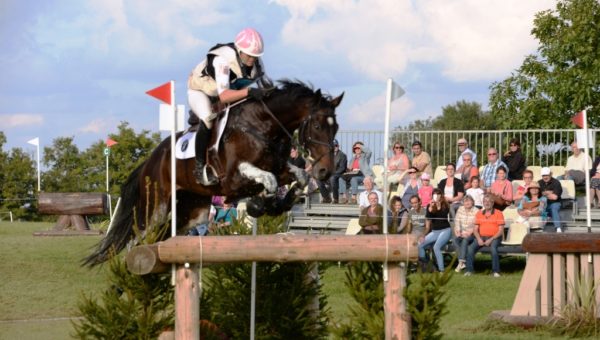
xmin=146 ymin=81 xmax=172 ymax=105
xmin=106 ymin=138 xmax=118 ymax=147
xmin=571 ymin=111 xmax=584 ymax=128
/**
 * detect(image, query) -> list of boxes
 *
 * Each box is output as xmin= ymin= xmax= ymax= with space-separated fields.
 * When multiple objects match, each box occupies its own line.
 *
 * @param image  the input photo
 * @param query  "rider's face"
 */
xmin=240 ymin=52 xmax=257 ymax=67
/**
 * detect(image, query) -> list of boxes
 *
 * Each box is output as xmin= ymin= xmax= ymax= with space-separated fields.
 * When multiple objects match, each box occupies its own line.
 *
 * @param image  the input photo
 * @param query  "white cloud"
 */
xmin=1 ymin=114 xmax=44 ymax=128
xmin=275 ymin=0 xmax=554 ymax=82
xmin=79 ymin=118 xmax=115 ymax=133
xmin=347 ymin=93 xmax=414 ymax=128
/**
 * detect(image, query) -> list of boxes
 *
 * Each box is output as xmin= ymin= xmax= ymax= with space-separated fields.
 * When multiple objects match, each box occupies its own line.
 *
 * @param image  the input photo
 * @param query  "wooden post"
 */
xmin=385 ymin=262 xmax=410 ymax=340
xmin=175 ymin=264 xmax=199 ymax=340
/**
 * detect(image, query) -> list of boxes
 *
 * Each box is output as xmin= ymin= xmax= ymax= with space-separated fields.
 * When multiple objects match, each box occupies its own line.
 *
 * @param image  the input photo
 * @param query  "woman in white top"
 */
xmin=387 ymin=142 xmax=410 ymax=186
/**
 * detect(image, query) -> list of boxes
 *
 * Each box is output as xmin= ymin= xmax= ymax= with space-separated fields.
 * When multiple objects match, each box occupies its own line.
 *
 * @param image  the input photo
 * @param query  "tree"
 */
xmin=396 ymin=100 xmax=495 ymax=132
xmin=0 ymin=148 xmax=36 ymax=220
xmin=42 ymin=137 xmax=84 ymax=192
xmin=489 ymin=0 xmax=600 ymax=129
xmin=0 ymin=132 xmax=8 ymax=202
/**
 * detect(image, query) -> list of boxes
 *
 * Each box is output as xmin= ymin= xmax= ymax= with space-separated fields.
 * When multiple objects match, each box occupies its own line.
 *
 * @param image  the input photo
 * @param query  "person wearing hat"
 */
xmin=517 ymin=181 xmax=547 ymax=230
xmin=317 ymin=139 xmax=347 ymax=204
xmin=340 ymin=141 xmax=374 ymax=204
xmin=538 ymin=167 xmax=563 ymax=232
xmin=456 ymin=137 xmax=478 ymax=170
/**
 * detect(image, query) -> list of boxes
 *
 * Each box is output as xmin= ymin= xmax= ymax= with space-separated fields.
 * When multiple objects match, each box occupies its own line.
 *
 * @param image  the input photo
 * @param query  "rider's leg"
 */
xmin=188 ymin=89 xmax=217 ymax=185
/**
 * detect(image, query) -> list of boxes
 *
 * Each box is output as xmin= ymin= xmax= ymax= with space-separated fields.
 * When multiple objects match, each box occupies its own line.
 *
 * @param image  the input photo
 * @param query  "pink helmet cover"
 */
xmin=234 ymin=28 xmax=264 ymax=57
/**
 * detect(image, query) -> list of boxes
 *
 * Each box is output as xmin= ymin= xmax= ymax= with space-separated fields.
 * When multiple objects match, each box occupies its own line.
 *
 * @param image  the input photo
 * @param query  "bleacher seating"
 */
xmin=549 ymin=165 xmax=566 ymax=178
xmin=502 ymin=207 xmax=520 ymax=225
xmin=433 ymin=165 xmax=446 ymax=182
xmin=559 ymin=179 xmax=577 ymax=213
xmin=526 ymin=166 xmax=542 ymax=182
xmin=502 ymin=223 xmax=528 ymax=246
xmin=345 ymin=218 xmax=361 ymax=235
xmin=372 ymin=164 xmax=385 ymax=188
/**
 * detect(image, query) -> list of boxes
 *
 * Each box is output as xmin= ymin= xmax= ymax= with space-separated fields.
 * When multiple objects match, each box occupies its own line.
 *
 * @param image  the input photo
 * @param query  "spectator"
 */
xmin=437 ymin=162 xmax=465 ymax=218
xmin=411 ymin=141 xmax=433 ymax=177
xmin=458 ymin=152 xmax=479 ymax=189
xmin=358 ymin=192 xmax=383 ymax=234
xmin=418 ymin=173 xmax=434 ymax=208
xmin=388 ymin=195 xmax=407 ymax=234
xmin=558 ymin=140 xmax=592 ymax=185
xmin=465 ymin=194 xmax=505 ymax=277
xmin=213 ymin=201 xmax=238 ymax=227
xmin=399 ymin=195 xmax=427 ymax=237
xmin=386 ymin=142 xmax=410 ymax=189
xmin=502 ymin=138 xmax=527 ymax=180
xmin=418 ymin=188 xmax=452 ymax=272
xmin=466 ymin=176 xmax=484 ymax=209
xmin=317 ymin=139 xmax=347 ymax=204
xmin=453 ymin=195 xmax=479 ymax=273
xmin=399 ymin=167 xmax=421 ymax=209
xmin=539 ymin=167 xmax=563 ymax=232
xmin=481 ymin=147 xmax=509 ymax=188
xmin=288 ymin=145 xmax=306 ymax=169
xmin=488 ymin=167 xmax=513 ymax=211
xmin=358 ymin=176 xmax=383 ymax=209
xmin=591 ymin=156 xmax=600 ymax=208
xmin=456 ymin=137 xmax=478 ymax=170
xmin=514 ymin=169 xmax=535 ymax=204
xmin=340 ymin=141 xmax=373 ymax=204
xmin=517 ymin=182 xmax=547 ymax=229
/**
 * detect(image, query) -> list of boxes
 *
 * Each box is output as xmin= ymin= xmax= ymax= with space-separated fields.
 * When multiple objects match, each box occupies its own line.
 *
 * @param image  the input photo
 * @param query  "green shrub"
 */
xmin=550 ymin=272 xmax=600 ymax=338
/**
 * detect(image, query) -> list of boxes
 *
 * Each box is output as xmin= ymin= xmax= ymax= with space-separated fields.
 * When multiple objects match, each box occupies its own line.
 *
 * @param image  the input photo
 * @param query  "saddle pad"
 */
xmin=175 ymin=131 xmax=196 ymax=159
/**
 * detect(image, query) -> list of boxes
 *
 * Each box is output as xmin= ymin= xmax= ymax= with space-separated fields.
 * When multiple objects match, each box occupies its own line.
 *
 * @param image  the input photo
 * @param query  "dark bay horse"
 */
xmin=85 ymin=80 xmax=343 ymax=266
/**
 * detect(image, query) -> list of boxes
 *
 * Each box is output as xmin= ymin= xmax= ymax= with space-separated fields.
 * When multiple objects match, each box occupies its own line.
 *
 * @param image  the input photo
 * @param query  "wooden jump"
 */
xmin=127 ymin=234 xmax=418 ymax=340
xmin=36 ymin=192 xmax=107 ymax=235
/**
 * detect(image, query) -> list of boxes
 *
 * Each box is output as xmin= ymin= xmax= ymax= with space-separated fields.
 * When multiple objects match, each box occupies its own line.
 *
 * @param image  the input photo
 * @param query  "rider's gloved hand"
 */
xmin=248 ymin=87 xmax=267 ymax=101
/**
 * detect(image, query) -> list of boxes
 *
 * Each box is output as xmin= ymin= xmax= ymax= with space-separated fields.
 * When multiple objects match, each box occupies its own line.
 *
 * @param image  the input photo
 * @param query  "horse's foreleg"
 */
xmin=286 ymin=162 xmax=309 ymax=188
xmin=238 ymin=162 xmax=278 ymax=194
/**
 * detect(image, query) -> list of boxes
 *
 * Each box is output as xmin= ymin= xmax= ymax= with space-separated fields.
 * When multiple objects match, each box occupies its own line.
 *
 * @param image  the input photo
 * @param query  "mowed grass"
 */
xmin=0 ymin=222 xmax=574 ymax=339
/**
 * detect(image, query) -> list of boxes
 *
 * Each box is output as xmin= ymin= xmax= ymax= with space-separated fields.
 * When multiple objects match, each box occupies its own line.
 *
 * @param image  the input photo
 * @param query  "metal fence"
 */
xmin=336 ymin=129 xmax=599 ymax=170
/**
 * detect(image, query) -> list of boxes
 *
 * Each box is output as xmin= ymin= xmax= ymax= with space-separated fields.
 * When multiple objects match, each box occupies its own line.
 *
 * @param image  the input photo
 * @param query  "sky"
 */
xmin=0 ymin=0 xmax=556 ymax=152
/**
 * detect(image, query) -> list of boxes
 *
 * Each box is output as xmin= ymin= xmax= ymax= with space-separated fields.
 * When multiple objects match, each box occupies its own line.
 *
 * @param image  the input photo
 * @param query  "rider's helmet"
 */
xmin=234 ymin=28 xmax=264 ymax=57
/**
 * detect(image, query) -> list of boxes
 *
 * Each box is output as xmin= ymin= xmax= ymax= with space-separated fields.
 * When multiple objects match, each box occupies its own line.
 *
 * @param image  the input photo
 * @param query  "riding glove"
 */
xmin=248 ymin=87 xmax=267 ymax=100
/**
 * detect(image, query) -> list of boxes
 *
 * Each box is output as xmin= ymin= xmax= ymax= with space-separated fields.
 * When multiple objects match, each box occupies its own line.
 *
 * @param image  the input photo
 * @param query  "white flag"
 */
xmin=390 ymin=81 xmax=405 ymax=102
xmin=27 ymin=137 xmax=39 ymax=146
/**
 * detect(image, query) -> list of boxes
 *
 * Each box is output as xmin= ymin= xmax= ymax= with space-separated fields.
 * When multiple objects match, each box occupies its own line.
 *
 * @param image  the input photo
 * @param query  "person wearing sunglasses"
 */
xmin=480 ymin=147 xmax=508 ymax=189
xmin=339 ymin=141 xmax=373 ymax=204
xmin=386 ymin=142 xmax=410 ymax=189
xmin=502 ymin=138 xmax=526 ymax=180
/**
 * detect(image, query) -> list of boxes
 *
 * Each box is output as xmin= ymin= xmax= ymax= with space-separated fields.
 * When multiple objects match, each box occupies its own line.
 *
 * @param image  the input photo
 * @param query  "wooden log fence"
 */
xmin=37 ymin=192 xmax=108 ymax=234
xmin=126 ymin=234 xmax=418 ymax=340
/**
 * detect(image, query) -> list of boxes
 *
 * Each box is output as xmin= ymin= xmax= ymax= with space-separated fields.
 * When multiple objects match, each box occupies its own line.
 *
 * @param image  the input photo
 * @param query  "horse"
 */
xmin=84 ymin=80 xmax=343 ymax=266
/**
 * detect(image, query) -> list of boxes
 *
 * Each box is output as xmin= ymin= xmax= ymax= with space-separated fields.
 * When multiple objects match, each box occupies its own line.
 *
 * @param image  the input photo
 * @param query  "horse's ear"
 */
xmin=315 ymin=89 xmax=322 ymax=97
xmin=330 ymin=92 xmax=344 ymax=108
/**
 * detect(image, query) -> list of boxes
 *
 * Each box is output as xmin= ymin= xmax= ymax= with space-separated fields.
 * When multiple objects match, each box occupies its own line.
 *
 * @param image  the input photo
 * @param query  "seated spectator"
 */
xmin=399 ymin=194 xmax=426 ymax=237
xmin=591 ymin=156 xmax=600 ymax=208
xmin=317 ymin=139 xmax=347 ymax=204
xmin=340 ymin=141 xmax=373 ymax=204
xmin=388 ymin=195 xmax=407 ymax=234
xmin=456 ymin=137 xmax=478 ymax=170
xmin=466 ymin=176 xmax=484 ymax=208
xmin=387 ymin=142 xmax=410 ymax=188
xmin=465 ymin=194 xmax=505 ymax=277
xmin=400 ymin=167 xmax=421 ymax=209
xmin=502 ymin=138 xmax=527 ymax=180
xmin=517 ymin=182 xmax=547 ymax=229
xmin=418 ymin=188 xmax=452 ymax=272
xmin=418 ymin=173 xmax=434 ymax=208
xmin=453 ymin=195 xmax=479 ymax=273
xmin=288 ymin=145 xmax=306 ymax=169
xmin=557 ymin=140 xmax=592 ymax=186
xmin=513 ymin=169 xmax=535 ymax=204
xmin=437 ymin=162 xmax=465 ymax=218
xmin=411 ymin=141 xmax=433 ymax=177
xmin=539 ymin=167 xmax=563 ymax=232
xmin=358 ymin=176 xmax=383 ymax=209
xmin=213 ymin=201 xmax=238 ymax=227
xmin=488 ymin=167 xmax=513 ymax=211
xmin=458 ymin=152 xmax=479 ymax=189
xmin=481 ymin=147 xmax=509 ymax=189
xmin=358 ymin=192 xmax=383 ymax=234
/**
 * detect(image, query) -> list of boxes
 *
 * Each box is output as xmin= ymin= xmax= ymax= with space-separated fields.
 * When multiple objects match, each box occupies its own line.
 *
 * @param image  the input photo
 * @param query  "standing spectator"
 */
xmin=411 ymin=141 xmax=433 ymax=177
xmin=465 ymin=194 xmax=505 ymax=277
xmin=558 ymin=140 xmax=592 ymax=185
xmin=514 ymin=169 xmax=535 ymax=204
xmin=358 ymin=177 xmax=383 ymax=209
xmin=456 ymin=137 xmax=478 ymax=170
xmin=488 ymin=167 xmax=513 ymax=211
xmin=539 ymin=167 xmax=563 ymax=232
xmin=400 ymin=167 xmax=421 ymax=209
xmin=437 ymin=162 xmax=465 ymax=218
xmin=418 ymin=188 xmax=452 ymax=272
xmin=502 ymin=138 xmax=527 ymax=180
xmin=517 ymin=182 xmax=547 ymax=230
xmin=453 ymin=195 xmax=479 ymax=273
xmin=481 ymin=147 xmax=509 ymax=189
xmin=591 ymin=156 xmax=600 ymax=208
xmin=386 ymin=142 xmax=410 ymax=188
xmin=317 ymin=139 xmax=347 ymax=203
xmin=466 ymin=176 xmax=485 ymax=209
xmin=418 ymin=173 xmax=434 ymax=208
xmin=388 ymin=196 xmax=407 ymax=234
xmin=358 ymin=192 xmax=383 ymax=234
xmin=340 ymin=141 xmax=373 ymax=204
xmin=458 ymin=152 xmax=479 ymax=189
xmin=400 ymin=195 xmax=427 ymax=238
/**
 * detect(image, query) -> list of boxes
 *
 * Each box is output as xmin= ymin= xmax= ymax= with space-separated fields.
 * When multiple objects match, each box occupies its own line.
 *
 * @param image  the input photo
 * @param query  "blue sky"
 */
xmin=0 ymin=0 xmax=555 ymax=152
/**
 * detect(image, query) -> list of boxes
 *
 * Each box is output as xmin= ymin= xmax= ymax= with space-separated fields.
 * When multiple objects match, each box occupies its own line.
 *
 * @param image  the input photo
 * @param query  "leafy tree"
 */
xmin=0 ymin=148 xmax=36 ymax=220
xmin=489 ymin=0 xmax=600 ymax=129
xmin=396 ymin=100 xmax=495 ymax=133
xmin=42 ymin=137 xmax=84 ymax=192
xmin=0 ymin=132 xmax=8 ymax=202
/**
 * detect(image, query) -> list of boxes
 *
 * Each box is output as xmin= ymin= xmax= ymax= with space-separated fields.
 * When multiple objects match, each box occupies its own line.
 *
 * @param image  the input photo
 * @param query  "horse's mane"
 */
xmin=265 ymin=79 xmax=333 ymax=113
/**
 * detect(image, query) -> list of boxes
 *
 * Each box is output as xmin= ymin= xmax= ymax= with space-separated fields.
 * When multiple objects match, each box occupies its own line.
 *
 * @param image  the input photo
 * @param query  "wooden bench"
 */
xmin=36 ymin=192 xmax=108 ymax=235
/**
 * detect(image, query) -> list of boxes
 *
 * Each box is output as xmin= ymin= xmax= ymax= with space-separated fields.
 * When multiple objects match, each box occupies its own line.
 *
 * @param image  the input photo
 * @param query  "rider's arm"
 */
xmin=213 ymin=56 xmax=252 ymax=104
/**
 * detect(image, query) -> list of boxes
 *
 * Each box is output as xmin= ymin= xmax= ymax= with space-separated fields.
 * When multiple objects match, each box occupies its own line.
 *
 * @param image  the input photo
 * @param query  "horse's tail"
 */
xmin=83 ymin=162 xmax=144 ymax=267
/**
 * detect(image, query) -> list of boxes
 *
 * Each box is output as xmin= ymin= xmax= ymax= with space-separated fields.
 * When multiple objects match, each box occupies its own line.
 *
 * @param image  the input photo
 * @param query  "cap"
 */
xmin=541 ymin=167 xmax=551 ymax=176
xmin=333 ymin=139 xmax=339 ymax=146
xmin=420 ymin=173 xmax=430 ymax=180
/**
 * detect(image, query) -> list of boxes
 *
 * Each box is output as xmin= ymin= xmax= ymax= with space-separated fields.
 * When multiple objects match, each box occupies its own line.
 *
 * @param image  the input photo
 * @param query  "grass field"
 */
xmin=0 ymin=222 xmax=576 ymax=339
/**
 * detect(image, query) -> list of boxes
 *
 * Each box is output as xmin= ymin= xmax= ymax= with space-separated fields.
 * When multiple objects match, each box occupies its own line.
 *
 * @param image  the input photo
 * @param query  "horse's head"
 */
xmin=298 ymin=89 xmax=344 ymax=181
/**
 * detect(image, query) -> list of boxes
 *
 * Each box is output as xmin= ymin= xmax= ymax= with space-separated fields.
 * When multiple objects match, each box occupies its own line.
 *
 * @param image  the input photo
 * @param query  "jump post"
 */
xmin=35 ymin=192 xmax=107 ymax=236
xmin=126 ymin=234 xmax=419 ymax=340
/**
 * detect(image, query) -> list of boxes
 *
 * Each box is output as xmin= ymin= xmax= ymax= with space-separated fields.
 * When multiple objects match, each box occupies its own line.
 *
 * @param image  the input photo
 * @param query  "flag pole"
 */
xmin=170 ymin=80 xmax=177 ymax=238
xmin=36 ymin=141 xmax=40 ymax=192
xmin=582 ymin=109 xmax=592 ymax=232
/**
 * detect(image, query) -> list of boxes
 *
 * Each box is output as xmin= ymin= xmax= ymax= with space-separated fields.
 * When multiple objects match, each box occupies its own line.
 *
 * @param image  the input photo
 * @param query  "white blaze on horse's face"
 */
xmin=327 ymin=117 xmax=334 ymax=126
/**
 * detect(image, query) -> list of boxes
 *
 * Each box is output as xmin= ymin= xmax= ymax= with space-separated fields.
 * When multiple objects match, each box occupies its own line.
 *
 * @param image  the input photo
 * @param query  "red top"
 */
xmin=351 ymin=158 xmax=360 ymax=170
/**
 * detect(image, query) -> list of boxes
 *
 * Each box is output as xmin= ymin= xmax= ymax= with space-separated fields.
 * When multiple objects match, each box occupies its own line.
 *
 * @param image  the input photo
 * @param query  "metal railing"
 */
xmin=336 ymin=129 xmax=599 ymax=170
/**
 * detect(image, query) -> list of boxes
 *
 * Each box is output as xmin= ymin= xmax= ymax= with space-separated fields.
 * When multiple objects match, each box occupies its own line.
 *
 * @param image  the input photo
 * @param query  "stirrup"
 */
xmin=195 ymin=164 xmax=218 ymax=186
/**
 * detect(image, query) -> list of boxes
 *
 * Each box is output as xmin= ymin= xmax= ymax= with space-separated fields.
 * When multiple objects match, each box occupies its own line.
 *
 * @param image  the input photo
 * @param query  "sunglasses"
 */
xmin=394 ymin=146 xmax=402 ymax=149
xmin=488 ymin=152 xmax=497 ymax=155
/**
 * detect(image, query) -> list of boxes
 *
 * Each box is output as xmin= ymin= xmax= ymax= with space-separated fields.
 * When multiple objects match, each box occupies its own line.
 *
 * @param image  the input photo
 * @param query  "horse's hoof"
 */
xmin=247 ymin=197 xmax=265 ymax=218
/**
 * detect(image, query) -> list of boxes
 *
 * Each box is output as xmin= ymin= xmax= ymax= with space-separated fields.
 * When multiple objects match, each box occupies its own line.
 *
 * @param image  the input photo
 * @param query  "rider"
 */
xmin=187 ymin=28 xmax=269 ymax=185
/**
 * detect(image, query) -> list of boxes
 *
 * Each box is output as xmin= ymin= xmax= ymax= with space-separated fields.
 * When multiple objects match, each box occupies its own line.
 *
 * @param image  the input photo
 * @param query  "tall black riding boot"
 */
xmin=194 ymin=122 xmax=217 ymax=185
